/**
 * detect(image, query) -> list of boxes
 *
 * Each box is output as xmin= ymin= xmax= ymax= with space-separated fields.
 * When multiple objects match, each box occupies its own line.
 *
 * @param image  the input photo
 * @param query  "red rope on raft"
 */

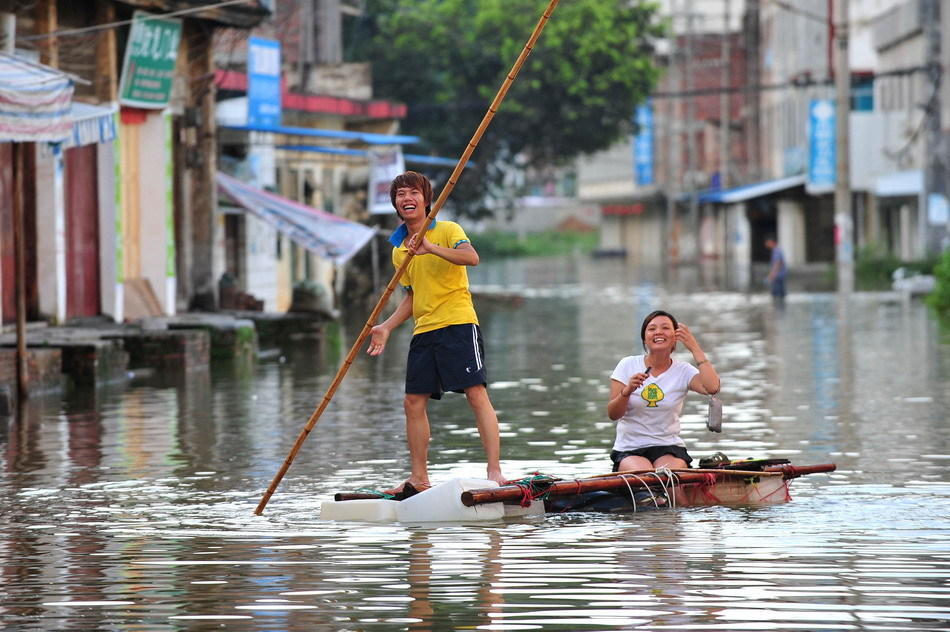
xmin=510 ymin=473 xmax=561 ymax=507
xmin=695 ymin=472 xmax=721 ymax=504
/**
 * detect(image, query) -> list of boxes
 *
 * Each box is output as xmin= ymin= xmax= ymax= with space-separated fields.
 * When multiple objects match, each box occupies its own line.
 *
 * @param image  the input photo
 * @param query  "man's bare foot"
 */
xmin=487 ymin=470 xmax=508 ymax=486
xmin=383 ymin=480 xmax=431 ymax=497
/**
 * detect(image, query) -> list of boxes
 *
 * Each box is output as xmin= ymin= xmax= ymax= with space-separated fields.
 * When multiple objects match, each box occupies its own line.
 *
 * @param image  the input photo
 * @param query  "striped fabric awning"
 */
xmin=63 ymin=101 xmax=118 ymax=149
xmin=216 ymin=171 xmax=376 ymax=265
xmin=0 ymin=53 xmax=74 ymax=142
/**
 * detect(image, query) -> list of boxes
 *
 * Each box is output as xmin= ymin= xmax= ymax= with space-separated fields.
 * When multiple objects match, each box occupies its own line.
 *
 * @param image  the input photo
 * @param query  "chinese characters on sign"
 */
xmin=634 ymin=102 xmax=654 ymax=186
xmin=118 ymin=11 xmax=182 ymax=109
xmin=808 ymin=99 xmax=836 ymax=191
xmin=247 ymin=37 xmax=282 ymax=128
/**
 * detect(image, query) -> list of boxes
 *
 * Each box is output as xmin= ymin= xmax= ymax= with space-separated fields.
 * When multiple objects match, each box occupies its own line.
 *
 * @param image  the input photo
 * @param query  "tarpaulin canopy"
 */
xmin=0 ymin=53 xmax=74 ymax=142
xmin=216 ymin=171 xmax=376 ymax=265
xmin=63 ymin=101 xmax=118 ymax=149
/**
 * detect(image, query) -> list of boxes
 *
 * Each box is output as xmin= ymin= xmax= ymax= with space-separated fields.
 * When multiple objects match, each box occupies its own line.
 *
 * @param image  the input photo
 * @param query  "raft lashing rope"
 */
xmin=542 ymin=469 xmax=682 ymax=514
xmin=462 ymin=463 xmax=833 ymax=512
xmin=505 ymin=473 xmax=561 ymax=507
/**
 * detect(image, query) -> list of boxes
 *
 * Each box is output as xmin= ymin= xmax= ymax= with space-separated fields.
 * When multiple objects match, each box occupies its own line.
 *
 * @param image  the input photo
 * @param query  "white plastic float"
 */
xmin=320 ymin=477 xmax=542 ymax=524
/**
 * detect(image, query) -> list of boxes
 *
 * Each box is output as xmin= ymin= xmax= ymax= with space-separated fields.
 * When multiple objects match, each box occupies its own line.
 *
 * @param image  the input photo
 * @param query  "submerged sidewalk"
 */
xmin=0 ymin=310 xmax=332 ymax=413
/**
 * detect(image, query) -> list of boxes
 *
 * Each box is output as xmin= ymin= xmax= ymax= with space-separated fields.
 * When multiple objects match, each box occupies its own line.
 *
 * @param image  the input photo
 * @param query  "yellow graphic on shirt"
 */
xmin=641 ymin=383 xmax=664 ymax=407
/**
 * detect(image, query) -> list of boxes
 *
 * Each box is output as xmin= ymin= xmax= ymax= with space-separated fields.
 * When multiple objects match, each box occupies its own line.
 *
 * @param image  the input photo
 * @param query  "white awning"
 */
xmin=216 ymin=171 xmax=376 ymax=265
xmin=873 ymin=169 xmax=922 ymax=197
xmin=63 ymin=101 xmax=118 ymax=148
xmin=0 ymin=53 xmax=74 ymax=142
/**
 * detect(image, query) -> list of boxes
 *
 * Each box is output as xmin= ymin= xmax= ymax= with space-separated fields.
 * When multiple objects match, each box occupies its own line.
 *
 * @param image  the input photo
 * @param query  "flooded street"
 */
xmin=2 ymin=255 xmax=950 ymax=631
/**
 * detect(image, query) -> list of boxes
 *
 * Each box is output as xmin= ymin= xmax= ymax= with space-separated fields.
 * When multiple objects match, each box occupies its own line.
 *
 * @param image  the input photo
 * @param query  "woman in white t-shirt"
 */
xmin=607 ymin=310 xmax=721 ymax=472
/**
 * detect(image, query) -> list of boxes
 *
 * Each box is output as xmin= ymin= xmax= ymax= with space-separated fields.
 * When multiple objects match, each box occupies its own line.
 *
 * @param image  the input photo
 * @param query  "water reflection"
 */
xmin=1 ymin=255 xmax=950 ymax=630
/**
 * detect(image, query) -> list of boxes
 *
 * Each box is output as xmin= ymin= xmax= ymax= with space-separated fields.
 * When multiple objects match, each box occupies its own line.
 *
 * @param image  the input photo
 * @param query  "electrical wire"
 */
xmin=19 ymin=0 xmax=262 ymax=42
xmin=652 ymin=63 xmax=931 ymax=99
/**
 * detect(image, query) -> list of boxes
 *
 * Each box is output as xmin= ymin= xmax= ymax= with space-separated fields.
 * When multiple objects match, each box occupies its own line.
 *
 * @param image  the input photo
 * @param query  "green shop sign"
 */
xmin=119 ymin=11 xmax=182 ymax=109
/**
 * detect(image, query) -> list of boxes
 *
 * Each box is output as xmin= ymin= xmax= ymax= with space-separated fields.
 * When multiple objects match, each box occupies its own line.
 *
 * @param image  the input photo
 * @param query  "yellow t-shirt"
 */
xmin=391 ymin=220 xmax=479 ymax=334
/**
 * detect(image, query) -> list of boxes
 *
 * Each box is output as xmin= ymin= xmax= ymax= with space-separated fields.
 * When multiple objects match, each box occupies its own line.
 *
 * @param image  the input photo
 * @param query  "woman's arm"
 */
xmin=607 ymin=368 xmax=650 ymax=421
xmin=676 ymin=323 xmax=721 ymax=394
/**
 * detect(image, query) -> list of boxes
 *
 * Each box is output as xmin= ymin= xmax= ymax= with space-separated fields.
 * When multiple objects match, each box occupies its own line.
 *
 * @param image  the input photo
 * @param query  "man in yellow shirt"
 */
xmin=368 ymin=171 xmax=506 ymax=494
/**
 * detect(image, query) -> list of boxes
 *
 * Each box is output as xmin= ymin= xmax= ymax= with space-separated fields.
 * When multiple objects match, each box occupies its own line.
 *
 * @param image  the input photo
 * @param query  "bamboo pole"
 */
xmin=255 ymin=0 xmax=560 ymax=515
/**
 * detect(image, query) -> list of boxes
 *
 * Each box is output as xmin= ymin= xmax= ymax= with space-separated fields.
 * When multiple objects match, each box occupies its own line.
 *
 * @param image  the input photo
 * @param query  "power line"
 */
xmin=651 ymin=64 xmax=930 ymax=99
xmin=19 ymin=0 xmax=261 ymax=42
xmin=765 ymin=0 xmax=828 ymax=25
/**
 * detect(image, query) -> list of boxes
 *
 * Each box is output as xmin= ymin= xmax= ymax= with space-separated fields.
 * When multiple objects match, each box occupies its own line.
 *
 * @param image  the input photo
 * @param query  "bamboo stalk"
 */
xmin=255 ymin=0 xmax=561 ymax=515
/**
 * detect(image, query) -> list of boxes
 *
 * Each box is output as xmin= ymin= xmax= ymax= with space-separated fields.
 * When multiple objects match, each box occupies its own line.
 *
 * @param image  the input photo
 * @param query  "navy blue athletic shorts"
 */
xmin=406 ymin=323 xmax=488 ymax=400
xmin=610 ymin=445 xmax=693 ymax=471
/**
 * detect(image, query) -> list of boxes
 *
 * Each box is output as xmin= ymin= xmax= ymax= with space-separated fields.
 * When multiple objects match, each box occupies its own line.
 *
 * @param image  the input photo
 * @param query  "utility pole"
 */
xmin=745 ymin=0 xmax=761 ymax=182
xmin=922 ymin=0 xmax=945 ymax=256
xmin=833 ymin=0 xmax=853 ymax=293
xmin=686 ymin=8 xmax=699 ymax=262
xmin=666 ymin=0 xmax=681 ymax=265
xmin=719 ymin=0 xmax=731 ymax=190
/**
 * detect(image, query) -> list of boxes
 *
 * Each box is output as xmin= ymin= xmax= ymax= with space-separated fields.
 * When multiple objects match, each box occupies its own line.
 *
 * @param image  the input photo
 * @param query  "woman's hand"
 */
xmin=675 ymin=323 xmax=700 ymax=354
xmin=608 ymin=369 xmax=650 ymax=420
xmin=623 ymin=369 xmax=651 ymax=397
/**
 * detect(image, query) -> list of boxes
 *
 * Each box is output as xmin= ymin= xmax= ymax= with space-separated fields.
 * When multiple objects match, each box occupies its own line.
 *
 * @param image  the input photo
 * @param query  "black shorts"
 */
xmin=406 ymin=324 xmax=488 ymax=400
xmin=610 ymin=445 xmax=693 ymax=471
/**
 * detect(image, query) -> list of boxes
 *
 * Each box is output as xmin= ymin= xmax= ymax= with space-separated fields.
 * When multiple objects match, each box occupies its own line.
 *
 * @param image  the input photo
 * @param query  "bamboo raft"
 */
xmin=465 ymin=462 xmax=836 ymax=513
xmin=323 ymin=460 xmax=837 ymax=522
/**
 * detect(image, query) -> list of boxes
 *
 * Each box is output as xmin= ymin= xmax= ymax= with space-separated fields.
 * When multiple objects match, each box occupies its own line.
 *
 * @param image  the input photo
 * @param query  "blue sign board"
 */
xmin=808 ymin=99 xmax=836 ymax=189
xmin=247 ymin=37 xmax=282 ymax=128
xmin=634 ymin=102 xmax=654 ymax=186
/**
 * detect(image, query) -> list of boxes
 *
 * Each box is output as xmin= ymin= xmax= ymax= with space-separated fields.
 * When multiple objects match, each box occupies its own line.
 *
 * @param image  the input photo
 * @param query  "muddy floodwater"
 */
xmin=2 ymin=256 xmax=949 ymax=631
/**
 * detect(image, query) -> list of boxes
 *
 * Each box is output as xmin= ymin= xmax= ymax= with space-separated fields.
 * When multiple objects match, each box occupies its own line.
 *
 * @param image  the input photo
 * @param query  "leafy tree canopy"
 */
xmin=349 ymin=0 xmax=664 ymax=217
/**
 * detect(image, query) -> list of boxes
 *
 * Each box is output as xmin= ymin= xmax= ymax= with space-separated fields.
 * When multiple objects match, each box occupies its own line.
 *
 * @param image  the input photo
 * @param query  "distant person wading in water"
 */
xmin=765 ymin=236 xmax=787 ymax=301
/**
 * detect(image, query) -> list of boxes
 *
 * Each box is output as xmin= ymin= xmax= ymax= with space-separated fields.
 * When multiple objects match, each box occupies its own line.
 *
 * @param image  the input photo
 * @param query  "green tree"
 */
xmin=925 ymin=247 xmax=950 ymax=323
xmin=349 ymin=0 xmax=664 ymax=217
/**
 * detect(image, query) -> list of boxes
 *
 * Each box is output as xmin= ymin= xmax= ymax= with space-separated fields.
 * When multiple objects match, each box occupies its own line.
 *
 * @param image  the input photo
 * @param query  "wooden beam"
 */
xmin=95 ymin=2 xmax=118 ymax=102
xmin=34 ymin=0 xmax=57 ymax=68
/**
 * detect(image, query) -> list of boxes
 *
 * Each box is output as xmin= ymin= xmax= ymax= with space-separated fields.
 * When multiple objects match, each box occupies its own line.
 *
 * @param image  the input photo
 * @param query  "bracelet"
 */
xmin=620 ymin=389 xmax=631 ymax=397
xmin=696 ymin=358 xmax=708 ymax=367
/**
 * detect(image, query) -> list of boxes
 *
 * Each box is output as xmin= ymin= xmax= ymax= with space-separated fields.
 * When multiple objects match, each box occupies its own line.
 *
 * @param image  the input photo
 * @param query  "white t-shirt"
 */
xmin=610 ymin=355 xmax=699 ymax=450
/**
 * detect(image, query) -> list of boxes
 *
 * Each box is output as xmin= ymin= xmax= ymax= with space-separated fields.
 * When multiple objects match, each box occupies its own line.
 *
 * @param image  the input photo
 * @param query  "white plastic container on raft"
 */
xmin=395 ymin=478 xmax=504 ymax=523
xmin=319 ymin=478 xmax=508 ymax=523
xmin=320 ymin=498 xmax=399 ymax=523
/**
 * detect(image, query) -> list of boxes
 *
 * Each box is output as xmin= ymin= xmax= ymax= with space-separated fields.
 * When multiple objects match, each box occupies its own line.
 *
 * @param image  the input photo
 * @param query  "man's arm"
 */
xmin=368 ymin=290 xmax=414 ymax=356
xmin=409 ymin=235 xmax=479 ymax=266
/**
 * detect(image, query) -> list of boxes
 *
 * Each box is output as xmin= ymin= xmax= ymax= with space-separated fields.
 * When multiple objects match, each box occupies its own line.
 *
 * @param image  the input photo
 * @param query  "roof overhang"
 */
xmin=873 ymin=169 xmax=922 ymax=197
xmin=698 ymin=174 xmax=807 ymax=204
xmin=112 ymin=0 xmax=271 ymax=29
xmin=222 ymin=122 xmax=419 ymax=146
xmin=278 ymin=144 xmax=463 ymax=169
